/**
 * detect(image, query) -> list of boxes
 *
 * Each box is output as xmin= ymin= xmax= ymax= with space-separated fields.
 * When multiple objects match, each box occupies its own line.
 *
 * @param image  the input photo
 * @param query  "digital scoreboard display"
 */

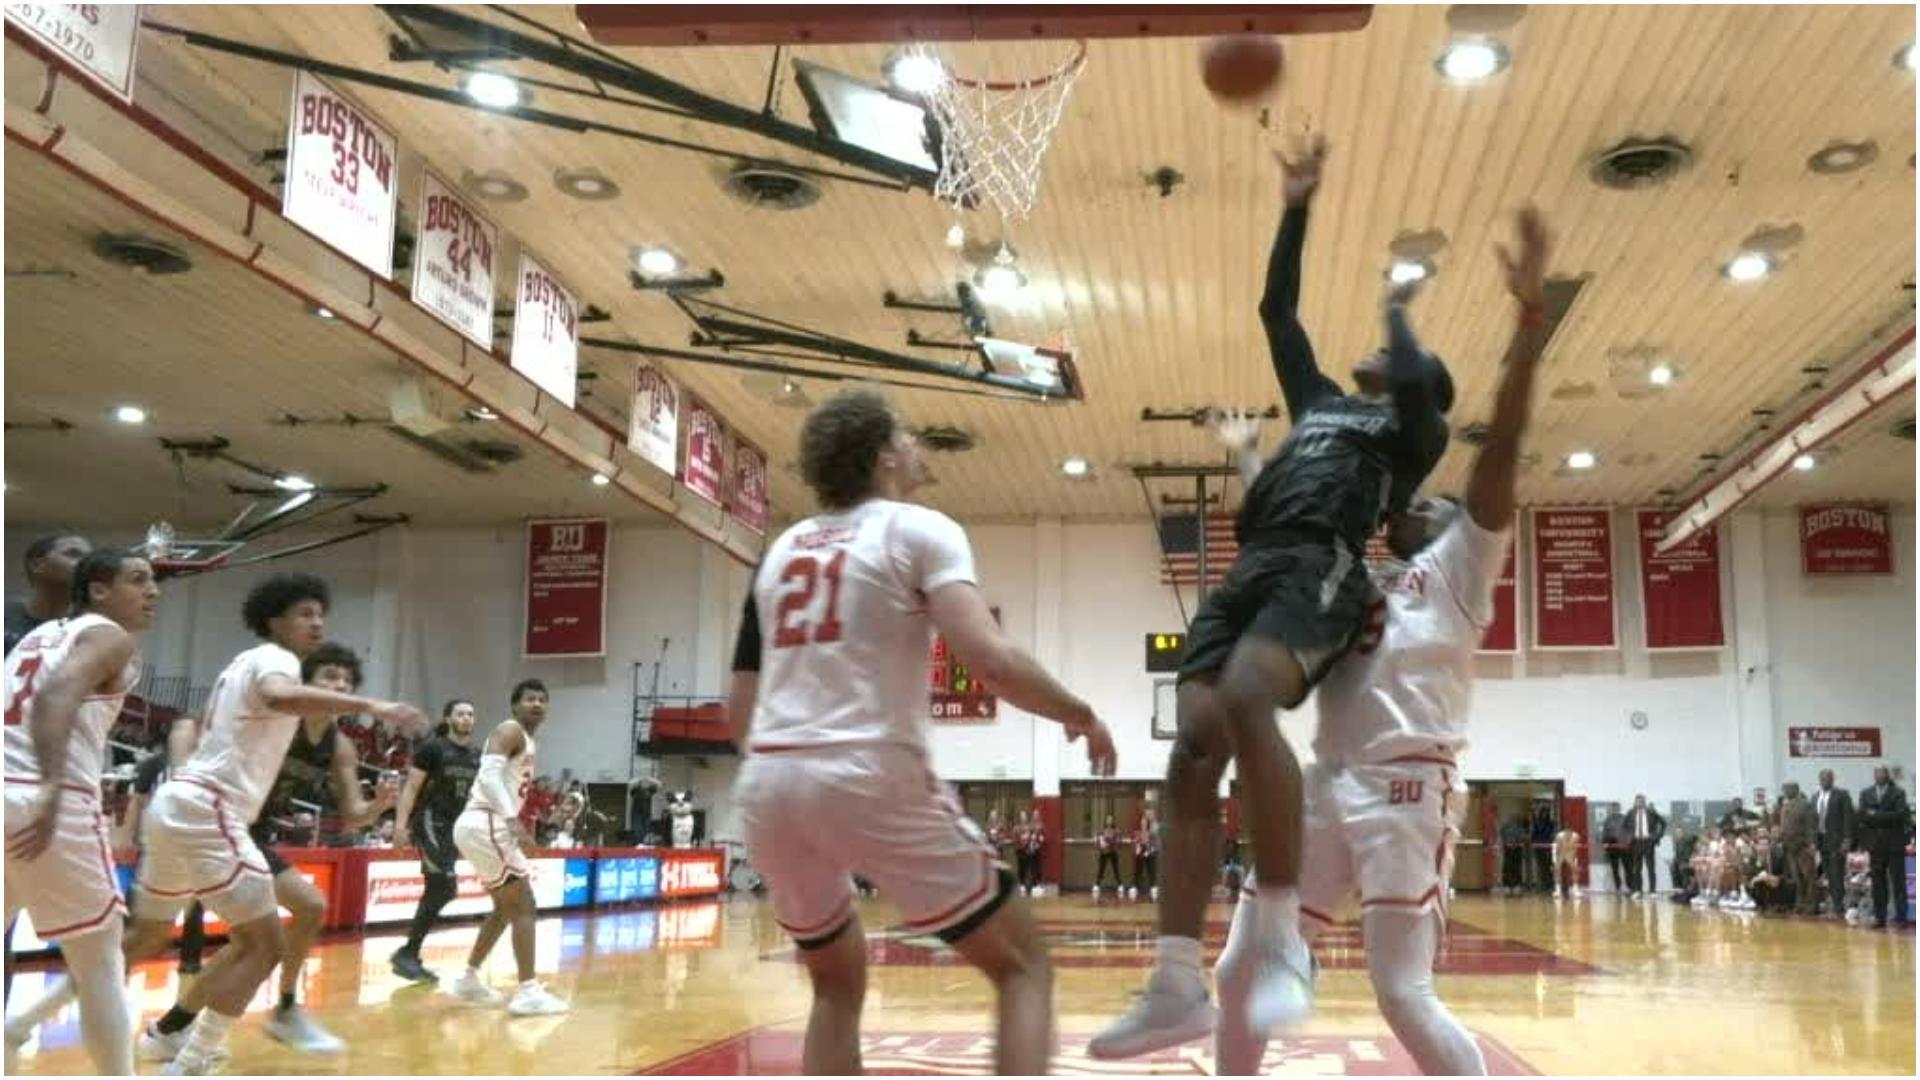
xmin=1145 ymin=632 xmax=1187 ymax=673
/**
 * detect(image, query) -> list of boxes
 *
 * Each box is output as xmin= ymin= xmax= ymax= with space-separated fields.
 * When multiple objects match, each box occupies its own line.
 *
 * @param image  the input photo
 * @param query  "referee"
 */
xmin=389 ymin=699 xmax=481 ymax=984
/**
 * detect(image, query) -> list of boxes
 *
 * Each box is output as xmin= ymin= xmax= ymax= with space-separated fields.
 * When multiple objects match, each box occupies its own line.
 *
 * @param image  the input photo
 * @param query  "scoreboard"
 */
xmin=1145 ymin=632 xmax=1188 ymax=673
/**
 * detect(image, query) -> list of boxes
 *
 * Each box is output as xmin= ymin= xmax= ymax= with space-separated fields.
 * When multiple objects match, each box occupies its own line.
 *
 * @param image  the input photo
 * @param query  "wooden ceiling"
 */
xmin=11 ymin=4 xmax=1916 ymax=530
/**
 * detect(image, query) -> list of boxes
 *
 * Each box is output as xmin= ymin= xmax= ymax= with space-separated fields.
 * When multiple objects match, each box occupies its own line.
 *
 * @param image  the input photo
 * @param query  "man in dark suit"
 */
xmin=1813 ymin=768 xmax=1856 ymax=918
xmin=1857 ymin=767 xmax=1911 ymax=928
xmin=1625 ymin=794 xmax=1666 ymax=897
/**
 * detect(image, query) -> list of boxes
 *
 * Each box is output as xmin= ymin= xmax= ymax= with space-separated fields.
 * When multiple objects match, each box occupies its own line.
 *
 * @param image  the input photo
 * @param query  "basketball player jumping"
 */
xmin=445 ymin=678 xmax=569 ymax=1016
xmin=3 ymin=548 xmax=157 ymax=1075
xmin=390 ymin=697 xmax=482 ymax=985
xmin=729 ymin=390 xmax=1117 ymax=1075
xmin=1214 ymin=206 xmax=1553 ymax=1076
xmin=1094 ymin=136 xmax=1455 ymax=1057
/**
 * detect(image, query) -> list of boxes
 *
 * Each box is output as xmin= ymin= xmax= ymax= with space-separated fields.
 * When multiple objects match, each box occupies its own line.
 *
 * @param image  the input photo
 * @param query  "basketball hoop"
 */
xmin=905 ymin=38 xmax=1087 ymax=227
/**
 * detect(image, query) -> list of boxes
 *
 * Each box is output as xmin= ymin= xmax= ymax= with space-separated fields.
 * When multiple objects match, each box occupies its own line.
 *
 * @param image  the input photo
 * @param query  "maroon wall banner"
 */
xmin=1801 ymin=503 xmax=1895 ymax=575
xmin=1787 ymin=726 xmax=1883 ymax=758
xmin=682 ymin=398 xmax=727 ymax=507
xmin=524 ymin=518 xmax=609 ymax=658
xmin=1637 ymin=509 xmax=1725 ymax=650
xmin=731 ymin=439 xmax=769 ymax=535
xmin=1531 ymin=509 xmax=1617 ymax=650
xmin=1477 ymin=538 xmax=1519 ymax=654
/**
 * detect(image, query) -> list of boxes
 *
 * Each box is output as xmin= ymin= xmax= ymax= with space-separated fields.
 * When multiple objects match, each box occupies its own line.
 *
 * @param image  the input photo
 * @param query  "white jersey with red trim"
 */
xmin=2 ymin=613 xmax=141 ymax=796
xmin=175 ymin=642 xmax=303 ymax=823
xmin=1313 ymin=514 xmax=1509 ymax=768
xmin=465 ymin=729 xmax=535 ymax=818
xmin=749 ymin=499 xmax=977 ymax=757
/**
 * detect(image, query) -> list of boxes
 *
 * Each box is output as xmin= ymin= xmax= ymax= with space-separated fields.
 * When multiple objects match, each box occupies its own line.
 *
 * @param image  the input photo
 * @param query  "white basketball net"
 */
xmin=907 ymin=40 xmax=1085 ymax=225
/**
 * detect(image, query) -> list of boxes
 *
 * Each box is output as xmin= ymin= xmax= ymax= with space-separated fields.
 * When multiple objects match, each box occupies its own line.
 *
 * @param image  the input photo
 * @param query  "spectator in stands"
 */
xmin=1719 ymin=797 xmax=1760 ymax=836
xmin=1842 ymin=849 xmax=1874 ymax=924
xmin=1813 ymin=769 xmax=1856 ymax=918
xmin=1531 ymin=803 xmax=1557 ymax=893
xmin=1626 ymin=795 xmax=1666 ymax=898
xmin=1599 ymin=810 xmax=1629 ymax=894
xmin=1552 ymin=823 xmax=1582 ymax=899
xmin=1857 ymin=766 xmax=1911 ymax=928
xmin=1775 ymin=782 xmax=1819 ymax=915
xmin=3 ymin=532 xmax=91 ymax=654
xmin=1500 ymin=814 xmax=1528 ymax=893
xmin=1670 ymin=825 xmax=1698 ymax=898
xmin=1746 ymin=827 xmax=1793 ymax=913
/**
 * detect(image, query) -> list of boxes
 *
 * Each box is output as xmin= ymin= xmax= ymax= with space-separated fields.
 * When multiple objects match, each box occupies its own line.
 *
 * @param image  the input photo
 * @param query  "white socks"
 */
xmin=180 ymin=1009 xmax=234 ymax=1063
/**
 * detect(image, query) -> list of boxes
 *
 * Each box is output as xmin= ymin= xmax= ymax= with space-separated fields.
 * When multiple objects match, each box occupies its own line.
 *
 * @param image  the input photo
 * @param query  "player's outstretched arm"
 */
xmin=927 ymin=581 xmax=1116 ymax=776
xmin=1261 ymin=135 xmax=1342 ymax=420
xmin=258 ymin=675 xmax=428 ymax=736
xmin=1464 ymin=206 xmax=1553 ymax=532
xmin=8 ymin=624 xmax=137 ymax=860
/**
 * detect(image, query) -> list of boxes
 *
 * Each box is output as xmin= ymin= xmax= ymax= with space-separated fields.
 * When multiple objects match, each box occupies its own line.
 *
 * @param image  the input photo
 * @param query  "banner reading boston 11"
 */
xmin=525 ymin=519 xmax=608 ymax=658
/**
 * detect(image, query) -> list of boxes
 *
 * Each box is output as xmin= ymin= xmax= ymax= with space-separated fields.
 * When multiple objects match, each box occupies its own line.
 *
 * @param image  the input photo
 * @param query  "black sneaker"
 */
xmin=390 ymin=949 xmax=439 ymax=985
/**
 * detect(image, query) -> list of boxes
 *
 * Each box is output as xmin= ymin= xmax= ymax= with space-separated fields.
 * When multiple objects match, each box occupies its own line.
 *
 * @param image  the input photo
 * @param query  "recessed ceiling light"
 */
xmin=885 ymin=52 xmax=947 ymax=94
xmin=1899 ymin=42 xmax=1917 ymax=73
xmin=464 ymin=71 xmax=522 ymax=109
xmin=1387 ymin=259 xmax=1430 ymax=285
xmin=974 ymin=261 xmax=1027 ymax=297
xmin=467 ymin=406 xmax=499 ymax=421
xmin=1808 ymin=141 xmax=1878 ymax=175
xmin=464 ymin=172 xmax=529 ymax=203
xmin=1724 ymin=251 xmax=1772 ymax=282
xmin=590 ymin=472 xmax=612 ymax=487
xmin=1566 ymin=451 xmax=1598 ymax=471
xmin=1793 ymin=453 xmax=1816 ymax=471
xmin=274 ymin=474 xmax=316 ymax=492
xmin=1648 ymin=363 xmax=1674 ymax=387
xmin=1060 ymin=456 xmax=1091 ymax=478
xmin=1436 ymin=39 xmax=1508 ymax=83
xmin=113 ymin=404 xmax=147 ymax=425
xmin=555 ymin=168 xmax=621 ymax=201
xmin=945 ymin=223 xmax=966 ymax=249
xmin=313 ymin=305 xmax=336 ymax=320
xmin=635 ymin=248 xmax=680 ymax=276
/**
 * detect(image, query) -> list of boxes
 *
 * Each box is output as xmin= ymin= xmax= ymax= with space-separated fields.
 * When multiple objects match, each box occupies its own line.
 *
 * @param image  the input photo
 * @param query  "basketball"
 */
xmin=1201 ymin=34 xmax=1285 ymax=103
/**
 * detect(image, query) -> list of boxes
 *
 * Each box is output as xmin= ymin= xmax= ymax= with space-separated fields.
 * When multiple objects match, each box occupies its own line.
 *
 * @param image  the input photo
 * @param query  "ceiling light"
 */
xmin=313 ymin=305 xmax=336 ymax=320
xmin=555 ymin=168 xmax=620 ymax=201
xmin=1436 ymin=39 xmax=1508 ymax=83
xmin=590 ymin=473 xmax=612 ymax=487
xmin=1724 ymin=251 xmax=1772 ymax=282
xmin=1060 ymin=456 xmax=1091 ymax=478
xmin=635 ymin=247 xmax=680 ymax=276
xmin=1387 ymin=259 xmax=1430 ymax=285
xmin=464 ymin=172 xmax=529 ymax=203
xmin=113 ymin=404 xmax=147 ymax=425
xmin=274 ymin=475 xmax=316 ymax=492
xmin=885 ymin=52 xmax=947 ymax=95
xmin=1793 ymin=453 xmax=1816 ymax=472
xmin=1566 ymin=451 xmax=1598 ymax=471
xmin=464 ymin=71 xmax=522 ymax=109
xmin=1900 ymin=43 xmax=1918 ymax=73
xmin=466 ymin=406 xmax=499 ymax=421
xmin=973 ymin=260 xmax=1027 ymax=298
xmin=1648 ymin=363 xmax=1674 ymax=387
xmin=945 ymin=223 xmax=966 ymax=249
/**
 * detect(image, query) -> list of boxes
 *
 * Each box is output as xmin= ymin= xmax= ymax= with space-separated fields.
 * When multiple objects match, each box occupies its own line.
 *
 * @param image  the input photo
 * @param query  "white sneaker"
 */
xmin=265 ymin=1006 xmax=345 ymax=1054
xmin=507 ymin=983 xmax=571 ymax=1017
xmin=1086 ymin=967 xmax=1217 ymax=1060
xmin=1091 ymin=886 xmax=1102 ymax=900
xmin=1151 ymin=886 xmax=1160 ymax=902
xmin=447 ymin=970 xmax=505 ymax=1007
xmin=161 ymin=1049 xmax=218 ymax=1076
xmin=1244 ymin=936 xmax=1316 ymax=1036
xmin=138 ymin=1022 xmax=189 ymax=1062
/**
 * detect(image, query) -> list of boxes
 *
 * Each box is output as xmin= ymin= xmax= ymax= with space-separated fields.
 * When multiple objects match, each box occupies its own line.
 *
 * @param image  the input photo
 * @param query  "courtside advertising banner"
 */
xmin=364 ymin=856 xmax=587 ymax=924
xmin=5 ymin=2 xmax=140 ymax=101
xmin=628 ymin=365 xmax=680 ymax=475
xmin=411 ymin=171 xmax=497 ymax=348
xmin=282 ymin=70 xmax=399 ymax=278
xmin=682 ymin=398 xmax=727 ymax=506
xmin=732 ymin=438 xmax=770 ymax=534
xmin=661 ymin=849 xmax=727 ymax=898
xmin=524 ymin=518 xmax=609 ymax=658
xmin=510 ymin=252 xmax=580 ymax=406
xmin=1801 ymin=503 xmax=1895 ymax=575
xmin=1637 ymin=509 xmax=1725 ymax=650
xmin=1477 ymin=538 xmax=1520 ymax=654
xmin=1531 ymin=508 xmax=1617 ymax=650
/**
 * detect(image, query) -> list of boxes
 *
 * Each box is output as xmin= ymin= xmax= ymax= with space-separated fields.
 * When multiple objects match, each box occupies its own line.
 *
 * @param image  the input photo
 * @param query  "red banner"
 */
xmin=731 ymin=438 xmax=769 ymax=534
xmin=682 ymin=398 xmax=727 ymax=507
xmin=524 ymin=518 xmax=609 ymax=657
xmin=1477 ymin=538 xmax=1519 ymax=654
xmin=1788 ymin=726 xmax=1883 ymax=758
xmin=1531 ymin=509 xmax=1616 ymax=650
xmin=1637 ymin=510 xmax=1724 ymax=650
xmin=1801 ymin=503 xmax=1894 ymax=575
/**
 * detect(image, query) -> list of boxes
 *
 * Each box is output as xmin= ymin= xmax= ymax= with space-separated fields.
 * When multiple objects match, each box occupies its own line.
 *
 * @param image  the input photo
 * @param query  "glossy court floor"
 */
xmin=7 ymin=891 xmax=1914 ymax=1075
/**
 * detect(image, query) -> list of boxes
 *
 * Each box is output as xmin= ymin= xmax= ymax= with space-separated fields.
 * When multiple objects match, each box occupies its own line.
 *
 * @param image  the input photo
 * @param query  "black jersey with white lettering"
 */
xmin=251 ymin=719 xmax=339 ymax=845
xmin=410 ymin=735 xmax=480 ymax=832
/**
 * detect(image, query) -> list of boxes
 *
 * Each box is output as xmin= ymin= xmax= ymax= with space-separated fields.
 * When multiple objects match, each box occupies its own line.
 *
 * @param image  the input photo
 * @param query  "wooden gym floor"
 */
xmin=7 ymin=892 xmax=1914 ymax=1075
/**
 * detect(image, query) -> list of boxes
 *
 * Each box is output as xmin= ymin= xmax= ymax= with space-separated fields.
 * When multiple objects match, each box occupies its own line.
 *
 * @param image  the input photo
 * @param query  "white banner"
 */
xmin=5 ymin=3 xmax=141 ymax=102
xmin=282 ymin=70 xmax=399 ymax=278
xmin=362 ymin=856 xmax=572 ymax=924
xmin=411 ymin=171 xmax=497 ymax=348
xmin=510 ymin=252 xmax=579 ymax=406
xmin=628 ymin=364 xmax=680 ymax=474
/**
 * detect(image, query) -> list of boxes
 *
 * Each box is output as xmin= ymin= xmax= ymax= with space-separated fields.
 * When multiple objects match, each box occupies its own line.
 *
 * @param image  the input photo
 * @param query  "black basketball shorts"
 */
xmin=1177 ymin=536 xmax=1376 ymax=702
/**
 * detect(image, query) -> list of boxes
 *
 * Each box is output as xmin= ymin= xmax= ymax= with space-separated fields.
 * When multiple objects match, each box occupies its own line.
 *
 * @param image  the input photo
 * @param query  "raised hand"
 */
xmin=1495 ymin=204 xmax=1550 ymax=309
xmin=1276 ymin=133 xmax=1330 ymax=206
xmin=1204 ymin=407 xmax=1264 ymax=451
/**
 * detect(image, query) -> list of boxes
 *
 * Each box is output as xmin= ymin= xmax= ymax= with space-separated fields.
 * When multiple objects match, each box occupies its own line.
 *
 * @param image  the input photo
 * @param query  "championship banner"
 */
xmin=1801 ymin=503 xmax=1894 ymax=575
xmin=682 ymin=398 xmax=727 ymax=506
xmin=282 ymin=70 xmax=399 ymax=278
xmin=5 ymin=2 xmax=140 ymax=101
xmin=1637 ymin=509 xmax=1724 ymax=650
xmin=931 ymin=607 xmax=999 ymax=722
xmin=524 ymin=518 xmax=609 ymax=658
xmin=1787 ymin=726 xmax=1882 ymax=759
xmin=732 ymin=438 xmax=769 ymax=535
xmin=1477 ymin=538 xmax=1520 ymax=654
xmin=1531 ymin=508 xmax=1617 ymax=650
xmin=628 ymin=365 xmax=680 ymax=475
xmin=411 ymin=171 xmax=497 ymax=348
xmin=510 ymin=252 xmax=580 ymax=406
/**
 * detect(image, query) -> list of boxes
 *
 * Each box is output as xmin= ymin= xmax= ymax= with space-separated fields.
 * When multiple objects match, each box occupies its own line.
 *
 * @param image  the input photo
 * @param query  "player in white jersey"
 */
xmin=1214 ymin=207 xmax=1552 ymax=1076
xmin=2 ymin=548 xmax=155 ymax=1075
xmin=729 ymin=390 xmax=1117 ymax=1074
xmin=445 ymin=678 xmax=568 ymax=1016
xmin=99 ymin=573 xmax=425 ymax=1075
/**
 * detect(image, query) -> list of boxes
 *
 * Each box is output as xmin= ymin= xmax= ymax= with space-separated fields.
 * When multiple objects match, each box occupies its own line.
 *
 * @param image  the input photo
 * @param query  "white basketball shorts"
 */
xmin=3 ymin=781 xmax=125 ymax=941
xmin=1294 ymin=756 xmax=1466 ymax=925
xmin=133 ymin=777 xmax=277 ymax=925
xmin=453 ymin=808 xmax=529 ymax=890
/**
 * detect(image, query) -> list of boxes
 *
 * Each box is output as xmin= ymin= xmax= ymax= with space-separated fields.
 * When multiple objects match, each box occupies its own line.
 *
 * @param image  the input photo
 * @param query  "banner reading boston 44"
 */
xmin=411 ymin=171 xmax=497 ymax=348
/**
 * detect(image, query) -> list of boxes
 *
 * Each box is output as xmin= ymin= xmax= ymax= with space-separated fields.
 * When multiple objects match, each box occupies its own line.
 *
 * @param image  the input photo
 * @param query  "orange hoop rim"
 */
xmin=929 ymin=38 xmax=1088 ymax=92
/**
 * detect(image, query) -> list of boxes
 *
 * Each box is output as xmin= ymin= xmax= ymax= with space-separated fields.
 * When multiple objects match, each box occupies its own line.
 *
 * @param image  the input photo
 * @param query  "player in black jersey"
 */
xmin=389 ymin=697 xmax=482 ymax=984
xmin=1094 ymin=137 xmax=1454 ymax=1059
xmin=138 ymin=642 xmax=397 ymax=1061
